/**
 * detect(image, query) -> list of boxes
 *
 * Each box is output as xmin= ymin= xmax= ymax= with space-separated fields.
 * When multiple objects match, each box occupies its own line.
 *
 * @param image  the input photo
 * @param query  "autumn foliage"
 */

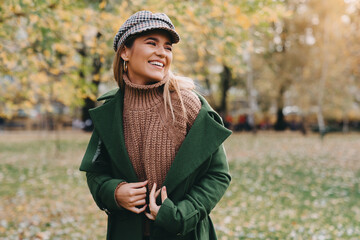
xmin=1 ymin=0 xmax=359 ymax=130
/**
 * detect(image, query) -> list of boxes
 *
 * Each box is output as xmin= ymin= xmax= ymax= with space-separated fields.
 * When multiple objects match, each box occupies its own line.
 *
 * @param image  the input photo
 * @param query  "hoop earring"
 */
xmin=123 ymin=61 xmax=128 ymax=72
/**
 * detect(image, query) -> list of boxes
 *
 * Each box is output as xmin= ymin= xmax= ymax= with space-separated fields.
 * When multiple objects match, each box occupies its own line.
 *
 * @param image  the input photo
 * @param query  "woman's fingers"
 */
xmin=149 ymin=183 xmax=157 ymax=205
xmin=161 ymin=186 xmax=167 ymax=203
xmin=129 ymin=204 xmax=147 ymax=214
xmin=131 ymin=198 xmax=146 ymax=206
xmin=125 ymin=183 xmax=169 ymax=219
xmin=155 ymin=188 xmax=161 ymax=199
xmin=130 ymin=186 xmax=147 ymax=196
xmin=128 ymin=193 xmax=147 ymax=203
xmin=145 ymin=212 xmax=155 ymax=220
xmin=115 ymin=181 xmax=148 ymax=212
xmin=128 ymin=180 xmax=148 ymax=188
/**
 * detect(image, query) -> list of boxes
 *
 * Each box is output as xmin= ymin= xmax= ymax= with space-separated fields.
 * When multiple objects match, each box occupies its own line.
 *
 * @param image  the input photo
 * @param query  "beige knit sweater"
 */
xmin=122 ymin=74 xmax=201 ymax=192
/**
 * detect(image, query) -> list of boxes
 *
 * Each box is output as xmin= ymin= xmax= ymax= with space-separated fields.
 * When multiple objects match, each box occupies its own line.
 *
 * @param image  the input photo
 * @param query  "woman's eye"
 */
xmin=166 ymin=47 xmax=172 ymax=51
xmin=147 ymin=41 xmax=156 ymax=46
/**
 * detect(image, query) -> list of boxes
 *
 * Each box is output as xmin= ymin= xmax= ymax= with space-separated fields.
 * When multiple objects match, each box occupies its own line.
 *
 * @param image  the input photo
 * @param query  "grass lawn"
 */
xmin=0 ymin=131 xmax=359 ymax=239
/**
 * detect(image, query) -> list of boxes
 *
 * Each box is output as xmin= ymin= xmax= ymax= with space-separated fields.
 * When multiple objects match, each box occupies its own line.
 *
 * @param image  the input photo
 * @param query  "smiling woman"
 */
xmin=79 ymin=10 xmax=232 ymax=240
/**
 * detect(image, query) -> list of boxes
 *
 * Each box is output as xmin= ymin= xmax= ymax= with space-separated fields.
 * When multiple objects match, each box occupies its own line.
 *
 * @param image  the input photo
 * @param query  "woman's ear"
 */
xmin=120 ymin=47 xmax=130 ymax=61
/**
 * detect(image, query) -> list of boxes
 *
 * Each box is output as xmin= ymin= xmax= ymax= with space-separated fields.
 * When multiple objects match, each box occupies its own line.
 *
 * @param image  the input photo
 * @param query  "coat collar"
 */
xmin=90 ymin=89 xmax=138 ymax=182
xmin=89 ymin=89 xmax=232 ymax=194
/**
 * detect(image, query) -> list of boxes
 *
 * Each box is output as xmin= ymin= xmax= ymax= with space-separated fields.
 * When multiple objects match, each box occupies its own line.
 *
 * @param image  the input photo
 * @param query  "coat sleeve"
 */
xmin=154 ymin=143 xmax=231 ymax=235
xmin=80 ymin=130 xmax=126 ymax=213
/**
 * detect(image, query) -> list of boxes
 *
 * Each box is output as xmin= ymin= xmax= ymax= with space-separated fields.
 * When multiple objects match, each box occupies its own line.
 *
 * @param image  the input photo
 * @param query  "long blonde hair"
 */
xmin=113 ymin=44 xmax=195 ymax=121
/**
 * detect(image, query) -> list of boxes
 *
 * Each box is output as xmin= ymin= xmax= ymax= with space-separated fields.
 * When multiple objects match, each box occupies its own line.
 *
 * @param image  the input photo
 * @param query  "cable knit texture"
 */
xmin=122 ymin=74 xmax=201 ymax=193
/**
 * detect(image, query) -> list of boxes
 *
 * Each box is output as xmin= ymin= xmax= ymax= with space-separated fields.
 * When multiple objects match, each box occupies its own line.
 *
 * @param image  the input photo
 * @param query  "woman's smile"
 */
xmin=148 ymin=60 xmax=165 ymax=69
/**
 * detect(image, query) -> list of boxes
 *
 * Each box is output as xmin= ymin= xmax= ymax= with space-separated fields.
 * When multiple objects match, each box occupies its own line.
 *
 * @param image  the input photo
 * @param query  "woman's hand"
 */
xmin=115 ymin=180 xmax=148 ymax=214
xmin=145 ymin=183 xmax=167 ymax=220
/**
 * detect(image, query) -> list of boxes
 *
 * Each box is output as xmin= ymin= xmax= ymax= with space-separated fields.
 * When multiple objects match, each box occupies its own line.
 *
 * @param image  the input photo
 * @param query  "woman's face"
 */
xmin=121 ymin=30 xmax=173 ymax=85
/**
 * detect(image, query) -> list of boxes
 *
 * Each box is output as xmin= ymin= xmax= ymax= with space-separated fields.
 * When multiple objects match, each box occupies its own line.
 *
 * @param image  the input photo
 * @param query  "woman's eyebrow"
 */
xmin=144 ymin=37 xmax=172 ymax=46
xmin=144 ymin=37 xmax=158 ymax=42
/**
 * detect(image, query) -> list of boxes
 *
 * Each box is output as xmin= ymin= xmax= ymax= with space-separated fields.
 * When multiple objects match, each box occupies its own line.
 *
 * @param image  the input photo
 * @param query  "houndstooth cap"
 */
xmin=113 ymin=10 xmax=180 ymax=52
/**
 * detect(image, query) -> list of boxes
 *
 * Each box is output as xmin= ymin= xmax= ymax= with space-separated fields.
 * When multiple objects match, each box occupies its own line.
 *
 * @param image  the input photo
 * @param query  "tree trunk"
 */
xmin=317 ymin=18 xmax=329 ymax=138
xmin=204 ymin=77 xmax=217 ymax=108
xmin=244 ymin=39 xmax=257 ymax=133
xmin=80 ymin=32 xmax=103 ymax=132
xmin=219 ymin=65 xmax=231 ymax=116
xmin=274 ymin=85 xmax=287 ymax=131
xmin=342 ymin=111 xmax=349 ymax=133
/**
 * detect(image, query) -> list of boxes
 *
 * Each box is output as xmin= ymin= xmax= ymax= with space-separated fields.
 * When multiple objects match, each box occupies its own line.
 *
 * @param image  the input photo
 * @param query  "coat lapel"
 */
xmin=89 ymin=89 xmax=138 ymax=182
xmin=163 ymin=94 xmax=232 ymax=195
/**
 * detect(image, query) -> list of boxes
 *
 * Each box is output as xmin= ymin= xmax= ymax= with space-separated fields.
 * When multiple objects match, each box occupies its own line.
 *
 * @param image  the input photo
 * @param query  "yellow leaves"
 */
xmin=186 ymin=8 xmax=195 ymax=19
xmin=100 ymin=12 xmax=113 ymax=22
xmin=84 ymin=8 xmax=95 ymax=22
xmin=174 ymin=49 xmax=186 ymax=62
xmin=120 ymin=1 xmax=128 ymax=9
xmin=6 ymin=60 xmax=16 ymax=69
xmin=42 ymin=104 xmax=54 ymax=113
xmin=22 ymin=100 xmax=34 ymax=109
xmin=196 ymin=74 xmax=205 ymax=81
xmin=53 ymin=43 xmax=68 ymax=55
xmin=88 ymin=93 xmax=97 ymax=102
xmin=57 ymin=8 xmax=72 ymax=22
xmin=23 ymin=0 xmax=33 ymax=4
xmin=251 ymin=15 xmax=260 ymax=26
xmin=79 ymin=25 xmax=89 ymax=35
xmin=49 ymin=68 xmax=60 ymax=75
xmin=10 ymin=4 xmax=22 ymax=14
xmin=0 ymin=51 xmax=8 ymax=62
xmin=99 ymin=0 xmax=107 ymax=9
xmin=195 ymin=61 xmax=204 ymax=71
xmin=53 ymin=81 xmax=73 ymax=106
xmin=197 ymin=47 xmax=206 ymax=58
xmin=31 ymin=72 xmax=48 ymax=85
xmin=29 ymin=14 xmax=39 ymax=24
xmin=262 ymin=7 xmax=280 ymax=22
xmin=43 ymin=50 xmax=51 ymax=58
xmin=64 ymin=58 xmax=77 ymax=69
xmin=72 ymin=33 xmax=82 ymax=43
xmin=28 ymin=91 xmax=37 ymax=104
xmin=16 ymin=205 xmax=24 ymax=212
xmin=93 ymin=74 xmax=100 ymax=82
xmin=210 ymin=6 xmax=222 ymax=18
xmin=236 ymin=14 xmax=251 ymax=30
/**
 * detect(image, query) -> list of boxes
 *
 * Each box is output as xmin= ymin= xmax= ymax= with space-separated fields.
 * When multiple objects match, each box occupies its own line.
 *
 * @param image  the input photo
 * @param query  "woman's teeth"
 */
xmin=149 ymin=61 xmax=164 ymax=67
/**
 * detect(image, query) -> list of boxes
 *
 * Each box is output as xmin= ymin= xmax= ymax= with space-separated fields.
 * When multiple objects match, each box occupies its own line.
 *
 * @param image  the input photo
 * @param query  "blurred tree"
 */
xmin=294 ymin=0 xmax=357 ymax=134
xmin=255 ymin=0 xmax=311 ymax=131
xmin=0 ymin=0 xmax=128 ymax=128
xmin=1 ymin=0 xmax=358 ymax=132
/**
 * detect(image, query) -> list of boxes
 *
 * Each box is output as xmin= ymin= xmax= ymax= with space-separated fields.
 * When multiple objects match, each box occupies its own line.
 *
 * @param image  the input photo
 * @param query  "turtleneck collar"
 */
xmin=123 ymin=73 xmax=168 ymax=110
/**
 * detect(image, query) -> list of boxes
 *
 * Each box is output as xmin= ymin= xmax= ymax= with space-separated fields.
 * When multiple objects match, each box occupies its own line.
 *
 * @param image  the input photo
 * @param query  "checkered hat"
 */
xmin=113 ymin=10 xmax=180 ymax=52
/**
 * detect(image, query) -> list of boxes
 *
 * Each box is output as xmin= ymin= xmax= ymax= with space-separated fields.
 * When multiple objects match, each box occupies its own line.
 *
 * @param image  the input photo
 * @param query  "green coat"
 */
xmin=79 ymin=88 xmax=232 ymax=240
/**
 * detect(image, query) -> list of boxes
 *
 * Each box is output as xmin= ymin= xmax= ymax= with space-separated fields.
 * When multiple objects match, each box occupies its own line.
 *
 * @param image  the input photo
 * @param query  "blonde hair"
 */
xmin=113 ymin=48 xmax=195 ymax=121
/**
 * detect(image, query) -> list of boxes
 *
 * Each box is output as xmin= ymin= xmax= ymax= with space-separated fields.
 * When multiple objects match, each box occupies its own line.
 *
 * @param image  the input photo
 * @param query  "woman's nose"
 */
xmin=155 ymin=47 xmax=166 ymax=57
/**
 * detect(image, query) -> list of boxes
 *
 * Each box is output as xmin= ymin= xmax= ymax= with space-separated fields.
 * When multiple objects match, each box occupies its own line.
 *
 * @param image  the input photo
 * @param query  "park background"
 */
xmin=1 ymin=0 xmax=360 ymax=239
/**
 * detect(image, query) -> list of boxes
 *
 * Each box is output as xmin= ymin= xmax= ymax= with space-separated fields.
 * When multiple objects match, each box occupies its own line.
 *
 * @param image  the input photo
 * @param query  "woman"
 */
xmin=80 ymin=10 xmax=232 ymax=240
